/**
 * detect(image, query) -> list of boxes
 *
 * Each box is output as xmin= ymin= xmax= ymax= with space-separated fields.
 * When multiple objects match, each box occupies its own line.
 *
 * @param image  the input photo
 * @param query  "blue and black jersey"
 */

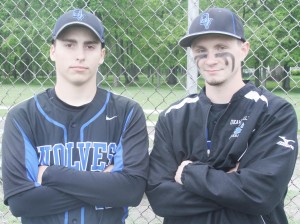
xmin=2 ymin=87 xmax=149 ymax=224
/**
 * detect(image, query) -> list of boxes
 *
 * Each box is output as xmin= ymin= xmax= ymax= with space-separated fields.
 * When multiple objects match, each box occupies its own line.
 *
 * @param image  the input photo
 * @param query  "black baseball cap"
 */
xmin=179 ymin=7 xmax=245 ymax=48
xmin=52 ymin=8 xmax=105 ymax=47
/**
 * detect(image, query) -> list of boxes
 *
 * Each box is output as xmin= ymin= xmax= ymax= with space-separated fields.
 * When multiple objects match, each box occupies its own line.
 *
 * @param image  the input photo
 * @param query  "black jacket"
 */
xmin=146 ymin=82 xmax=298 ymax=224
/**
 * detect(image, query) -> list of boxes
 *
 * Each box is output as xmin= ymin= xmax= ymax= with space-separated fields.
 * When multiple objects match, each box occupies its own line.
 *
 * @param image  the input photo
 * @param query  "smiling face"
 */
xmin=50 ymin=25 xmax=105 ymax=88
xmin=191 ymin=34 xmax=249 ymax=87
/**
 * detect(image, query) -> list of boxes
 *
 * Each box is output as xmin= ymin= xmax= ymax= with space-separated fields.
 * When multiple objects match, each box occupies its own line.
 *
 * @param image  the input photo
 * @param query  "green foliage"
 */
xmin=0 ymin=0 xmax=299 ymax=86
xmin=291 ymin=70 xmax=300 ymax=76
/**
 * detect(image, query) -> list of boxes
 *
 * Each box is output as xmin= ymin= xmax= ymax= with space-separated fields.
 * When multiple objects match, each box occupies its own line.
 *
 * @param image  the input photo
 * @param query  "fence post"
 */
xmin=186 ymin=0 xmax=199 ymax=95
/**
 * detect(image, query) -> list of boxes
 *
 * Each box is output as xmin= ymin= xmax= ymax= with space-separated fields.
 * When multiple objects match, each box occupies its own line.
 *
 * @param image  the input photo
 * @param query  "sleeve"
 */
xmin=7 ymin=187 xmax=85 ymax=217
xmin=182 ymin=102 xmax=298 ymax=215
xmin=146 ymin=114 xmax=222 ymax=217
xmin=1 ymin=110 xmax=85 ymax=217
xmin=41 ymin=104 xmax=149 ymax=207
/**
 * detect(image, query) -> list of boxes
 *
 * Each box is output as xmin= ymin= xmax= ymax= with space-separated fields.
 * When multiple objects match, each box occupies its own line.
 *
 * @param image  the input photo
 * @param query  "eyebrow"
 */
xmin=193 ymin=43 xmax=229 ymax=50
xmin=61 ymin=38 xmax=100 ymax=45
xmin=192 ymin=45 xmax=206 ymax=51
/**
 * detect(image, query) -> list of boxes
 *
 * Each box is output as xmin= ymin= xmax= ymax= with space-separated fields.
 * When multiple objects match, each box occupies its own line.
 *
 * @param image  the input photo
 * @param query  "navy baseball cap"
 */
xmin=52 ymin=8 xmax=105 ymax=47
xmin=179 ymin=7 xmax=245 ymax=47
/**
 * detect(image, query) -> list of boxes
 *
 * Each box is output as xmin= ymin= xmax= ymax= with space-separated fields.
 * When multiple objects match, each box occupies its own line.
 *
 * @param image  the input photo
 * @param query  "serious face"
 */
xmin=50 ymin=25 xmax=105 ymax=87
xmin=191 ymin=34 xmax=249 ymax=87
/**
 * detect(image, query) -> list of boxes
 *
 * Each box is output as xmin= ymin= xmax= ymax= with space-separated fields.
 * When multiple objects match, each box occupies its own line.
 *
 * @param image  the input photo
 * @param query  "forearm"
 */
xmin=146 ymin=181 xmax=221 ymax=217
xmin=182 ymin=157 xmax=296 ymax=215
xmin=146 ymin=118 xmax=222 ymax=216
xmin=7 ymin=186 xmax=85 ymax=217
xmin=42 ymin=165 xmax=146 ymax=207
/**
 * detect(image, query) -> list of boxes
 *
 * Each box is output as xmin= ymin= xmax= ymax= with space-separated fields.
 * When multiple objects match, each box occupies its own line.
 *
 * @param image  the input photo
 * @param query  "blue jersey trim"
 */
xmin=34 ymin=95 xmax=68 ymax=143
xmin=80 ymin=91 xmax=111 ymax=142
xmin=81 ymin=207 xmax=84 ymax=224
xmin=14 ymin=120 xmax=39 ymax=186
xmin=64 ymin=211 xmax=68 ymax=224
xmin=122 ymin=207 xmax=129 ymax=223
xmin=112 ymin=107 xmax=134 ymax=172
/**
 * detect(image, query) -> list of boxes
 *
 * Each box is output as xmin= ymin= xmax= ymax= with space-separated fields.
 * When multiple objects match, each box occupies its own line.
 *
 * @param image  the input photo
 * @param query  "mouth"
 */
xmin=204 ymin=69 xmax=222 ymax=74
xmin=70 ymin=66 xmax=88 ymax=72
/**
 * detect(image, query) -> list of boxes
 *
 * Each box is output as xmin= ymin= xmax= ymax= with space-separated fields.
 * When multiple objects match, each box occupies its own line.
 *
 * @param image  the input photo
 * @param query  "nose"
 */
xmin=76 ymin=47 xmax=85 ymax=61
xmin=204 ymin=52 xmax=218 ymax=65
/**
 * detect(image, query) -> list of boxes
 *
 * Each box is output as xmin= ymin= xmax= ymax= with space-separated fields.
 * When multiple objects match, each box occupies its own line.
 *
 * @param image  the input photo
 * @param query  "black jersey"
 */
xmin=146 ymin=82 xmax=298 ymax=224
xmin=2 ymin=87 xmax=149 ymax=224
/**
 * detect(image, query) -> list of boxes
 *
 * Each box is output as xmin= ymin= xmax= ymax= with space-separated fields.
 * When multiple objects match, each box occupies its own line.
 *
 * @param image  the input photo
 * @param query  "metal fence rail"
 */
xmin=0 ymin=0 xmax=299 ymax=223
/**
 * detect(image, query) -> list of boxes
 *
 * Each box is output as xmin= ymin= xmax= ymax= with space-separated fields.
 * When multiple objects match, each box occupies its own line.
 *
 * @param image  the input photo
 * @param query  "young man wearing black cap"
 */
xmin=146 ymin=7 xmax=298 ymax=224
xmin=2 ymin=8 xmax=149 ymax=224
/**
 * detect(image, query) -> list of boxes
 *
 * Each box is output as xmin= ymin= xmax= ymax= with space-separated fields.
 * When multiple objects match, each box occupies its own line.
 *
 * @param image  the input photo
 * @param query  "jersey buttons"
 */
xmin=71 ymin=123 xmax=77 ymax=128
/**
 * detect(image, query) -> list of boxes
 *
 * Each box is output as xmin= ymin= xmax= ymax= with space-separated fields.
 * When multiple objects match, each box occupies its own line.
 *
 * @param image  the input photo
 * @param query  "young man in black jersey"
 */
xmin=2 ymin=8 xmax=149 ymax=224
xmin=146 ymin=7 xmax=298 ymax=224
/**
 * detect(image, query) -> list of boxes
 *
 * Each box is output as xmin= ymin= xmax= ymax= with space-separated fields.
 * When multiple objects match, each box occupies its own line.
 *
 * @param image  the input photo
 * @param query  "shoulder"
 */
xmin=110 ymin=91 xmax=143 ymax=113
xmin=7 ymin=91 xmax=47 ymax=117
xmin=162 ymin=93 xmax=200 ymax=117
xmin=240 ymin=82 xmax=292 ymax=109
xmin=4 ymin=91 xmax=49 ymax=128
xmin=98 ymin=89 xmax=144 ymax=115
xmin=244 ymin=84 xmax=297 ymax=119
xmin=261 ymin=88 xmax=296 ymax=115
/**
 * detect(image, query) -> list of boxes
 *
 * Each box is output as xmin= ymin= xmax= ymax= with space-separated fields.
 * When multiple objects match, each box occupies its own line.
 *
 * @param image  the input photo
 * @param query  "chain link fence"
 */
xmin=0 ymin=0 xmax=299 ymax=223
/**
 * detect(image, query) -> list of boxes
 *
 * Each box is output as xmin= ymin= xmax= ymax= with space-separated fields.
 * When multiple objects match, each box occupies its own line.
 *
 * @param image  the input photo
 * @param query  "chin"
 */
xmin=206 ymin=80 xmax=225 ymax=86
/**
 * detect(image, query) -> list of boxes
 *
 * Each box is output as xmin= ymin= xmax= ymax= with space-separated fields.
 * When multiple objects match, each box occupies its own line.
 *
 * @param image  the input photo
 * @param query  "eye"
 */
xmin=217 ymin=45 xmax=226 ymax=51
xmin=193 ymin=47 xmax=206 ymax=54
xmin=64 ymin=43 xmax=74 ymax=48
xmin=86 ymin=45 xmax=96 ymax=50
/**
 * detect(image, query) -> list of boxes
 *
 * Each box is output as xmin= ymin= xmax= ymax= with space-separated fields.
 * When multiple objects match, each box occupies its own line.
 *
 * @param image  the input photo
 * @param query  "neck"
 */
xmin=55 ymin=83 xmax=97 ymax=106
xmin=206 ymin=80 xmax=245 ymax=104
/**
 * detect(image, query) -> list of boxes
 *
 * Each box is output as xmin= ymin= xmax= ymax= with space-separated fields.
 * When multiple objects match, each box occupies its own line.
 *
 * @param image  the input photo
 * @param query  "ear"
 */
xmin=98 ymin=48 xmax=106 ymax=65
xmin=49 ymin=44 xmax=56 ymax=62
xmin=240 ymin=41 xmax=250 ymax=61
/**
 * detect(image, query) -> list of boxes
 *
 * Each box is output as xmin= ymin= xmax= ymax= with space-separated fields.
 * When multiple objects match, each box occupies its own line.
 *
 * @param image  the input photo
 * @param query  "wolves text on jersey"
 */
xmin=37 ymin=141 xmax=116 ymax=171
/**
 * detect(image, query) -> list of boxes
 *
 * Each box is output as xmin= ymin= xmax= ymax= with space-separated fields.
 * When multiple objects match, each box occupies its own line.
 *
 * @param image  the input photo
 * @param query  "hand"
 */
xmin=227 ymin=163 xmax=240 ymax=173
xmin=38 ymin=165 xmax=48 ymax=184
xmin=175 ymin=160 xmax=193 ymax=185
xmin=104 ymin=164 xmax=114 ymax=172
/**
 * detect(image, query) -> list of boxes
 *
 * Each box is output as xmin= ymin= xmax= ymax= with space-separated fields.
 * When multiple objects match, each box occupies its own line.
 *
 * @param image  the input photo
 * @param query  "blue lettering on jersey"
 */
xmin=37 ymin=142 xmax=116 ymax=171
xmin=38 ymin=145 xmax=52 ymax=165
xmin=91 ymin=142 xmax=107 ymax=171
xmin=77 ymin=142 xmax=92 ymax=171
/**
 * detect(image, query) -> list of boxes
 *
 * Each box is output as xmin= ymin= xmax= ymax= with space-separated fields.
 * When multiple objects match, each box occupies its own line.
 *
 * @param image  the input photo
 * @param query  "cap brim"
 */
xmin=179 ymin=31 xmax=244 ymax=48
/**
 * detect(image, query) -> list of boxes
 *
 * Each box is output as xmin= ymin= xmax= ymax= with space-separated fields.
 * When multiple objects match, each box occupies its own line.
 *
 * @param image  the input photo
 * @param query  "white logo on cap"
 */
xmin=200 ymin=13 xmax=213 ymax=29
xmin=73 ymin=9 xmax=85 ymax=21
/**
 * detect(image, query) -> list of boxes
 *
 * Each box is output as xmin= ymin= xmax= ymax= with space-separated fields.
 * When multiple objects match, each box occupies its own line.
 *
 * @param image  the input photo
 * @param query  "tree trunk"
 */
xmin=167 ymin=67 xmax=178 ymax=85
xmin=254 ymin=67 xmax=260 ymax=87
xmin=282 ymin=65 xmax=290 ymax=91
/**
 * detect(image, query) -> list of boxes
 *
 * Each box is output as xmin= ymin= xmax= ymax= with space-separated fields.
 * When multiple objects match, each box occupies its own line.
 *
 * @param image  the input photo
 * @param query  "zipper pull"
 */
xmin=207 ymin=149 xmax=211 ymax=157
xmin=207 ymin=140 xmax=211 ymax=157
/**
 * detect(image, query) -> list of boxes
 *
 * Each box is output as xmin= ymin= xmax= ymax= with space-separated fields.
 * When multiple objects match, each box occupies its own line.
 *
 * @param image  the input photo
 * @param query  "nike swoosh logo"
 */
xmin=106 ymin=115 xmax=117 ymax=120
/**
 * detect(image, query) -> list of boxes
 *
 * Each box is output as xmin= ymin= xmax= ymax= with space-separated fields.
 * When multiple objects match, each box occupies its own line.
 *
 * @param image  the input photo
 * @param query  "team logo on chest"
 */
xmin=229 ymin=122 xmax=245 ymax=139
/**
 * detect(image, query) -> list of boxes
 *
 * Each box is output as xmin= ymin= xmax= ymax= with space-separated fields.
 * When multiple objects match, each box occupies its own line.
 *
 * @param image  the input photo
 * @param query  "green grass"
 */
xmin=0 ymin=80 xmax=300 ymax=124
xmin=0 ymin=75 xmax=299 ymax=126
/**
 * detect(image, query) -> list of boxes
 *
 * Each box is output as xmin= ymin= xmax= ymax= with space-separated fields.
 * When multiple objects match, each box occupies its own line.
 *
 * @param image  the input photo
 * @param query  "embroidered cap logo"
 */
xmin=200 ymin=13 xmax=213 ymax=29
xmin=73 ymin=9 xmax=85 ymax=21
